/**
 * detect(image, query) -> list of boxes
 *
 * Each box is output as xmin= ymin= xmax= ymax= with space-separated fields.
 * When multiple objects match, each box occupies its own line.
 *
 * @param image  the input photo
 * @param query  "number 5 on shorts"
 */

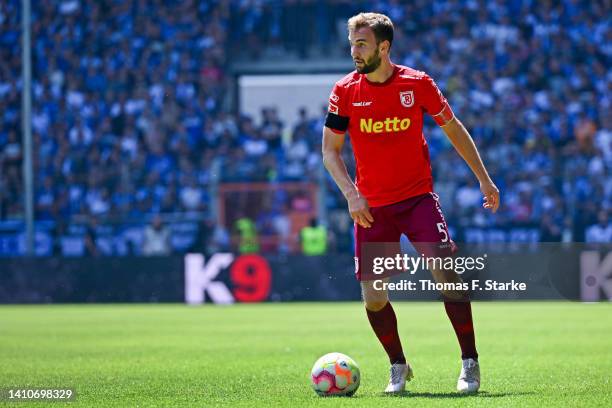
xmin=437 ymin=222 xmax=448 ymax=242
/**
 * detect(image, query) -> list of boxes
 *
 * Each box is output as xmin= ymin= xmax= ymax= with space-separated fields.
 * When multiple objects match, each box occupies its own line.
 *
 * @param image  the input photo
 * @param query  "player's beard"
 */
xmin=355 ymin=48 xmax=382 ymax=74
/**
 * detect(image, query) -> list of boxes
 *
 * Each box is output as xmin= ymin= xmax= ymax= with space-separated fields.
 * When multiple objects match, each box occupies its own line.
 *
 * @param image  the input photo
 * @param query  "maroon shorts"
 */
xmin=354 ymin=192 xmax=457 ymax=281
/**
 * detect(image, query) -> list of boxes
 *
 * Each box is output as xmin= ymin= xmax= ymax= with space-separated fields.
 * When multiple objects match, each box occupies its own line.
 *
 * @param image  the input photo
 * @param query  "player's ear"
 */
xmin=379 ymin=40 xmax=390 ymax=55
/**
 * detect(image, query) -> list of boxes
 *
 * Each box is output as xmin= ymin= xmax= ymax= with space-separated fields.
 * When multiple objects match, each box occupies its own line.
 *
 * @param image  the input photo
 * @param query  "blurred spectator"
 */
xmin=585 ymin=210 xmax=612 ymax=243
xmin=210 ymin=221 xmax=231 ymax=253
xmin=83 ymin=217 xmax=100 ymax=257
xmin=142 ymin=215 xmax=171 ymax=256
xmin=190 ymin=217 xmax=215 ymax=255
xmin=234 ymin=213 xmax=259 ymax=254
xmin=272 ymin=203 xmax=292 ymax=254
xmin=300 ymin=218 xmax=328 ymax=256
xmin=540 ymin=213 xmax=562 ymax=242
xmin=179 ymin=178 xmax=206 ymax=213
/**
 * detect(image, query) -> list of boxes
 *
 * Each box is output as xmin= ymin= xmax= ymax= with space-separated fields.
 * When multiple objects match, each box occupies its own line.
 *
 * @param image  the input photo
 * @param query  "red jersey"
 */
xmin=325 ymin=64 xmax=454 ymax=207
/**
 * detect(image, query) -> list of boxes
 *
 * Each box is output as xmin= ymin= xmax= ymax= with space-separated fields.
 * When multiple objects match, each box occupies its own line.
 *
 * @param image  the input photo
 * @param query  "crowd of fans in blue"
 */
xmin=0 ymin=0 xmax=609 ymax=255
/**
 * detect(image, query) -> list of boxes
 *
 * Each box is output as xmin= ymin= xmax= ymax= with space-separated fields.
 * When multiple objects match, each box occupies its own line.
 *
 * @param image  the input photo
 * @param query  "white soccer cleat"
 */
xmin=384 ymin=363 xmax=413 ymax=393
xmin=457 ymin=358 xmax=480 ymax=393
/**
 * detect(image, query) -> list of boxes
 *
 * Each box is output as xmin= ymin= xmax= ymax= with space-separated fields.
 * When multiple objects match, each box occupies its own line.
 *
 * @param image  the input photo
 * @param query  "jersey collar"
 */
xmin=363 ymin=64 xmax=398 ymax=87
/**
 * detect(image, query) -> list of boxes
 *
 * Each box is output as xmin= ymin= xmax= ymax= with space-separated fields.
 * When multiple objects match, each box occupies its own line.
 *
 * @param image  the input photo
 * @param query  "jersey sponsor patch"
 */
xmin=359 ymin=117 xmax=411 ymax=133
xmin=399 ymin=90 xmax=414 ymax=107
xmin=329 ymin=92 xmax=339 ymax=103
xmin=328 ymin=102 xmax=338 ymax=114
xmin=352 ymin=101 xmax=372 ymax=107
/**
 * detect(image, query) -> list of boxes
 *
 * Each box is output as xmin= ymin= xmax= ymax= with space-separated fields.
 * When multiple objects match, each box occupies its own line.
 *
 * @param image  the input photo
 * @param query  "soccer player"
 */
xmin=322 ymin=13 xmax=500 ymax=394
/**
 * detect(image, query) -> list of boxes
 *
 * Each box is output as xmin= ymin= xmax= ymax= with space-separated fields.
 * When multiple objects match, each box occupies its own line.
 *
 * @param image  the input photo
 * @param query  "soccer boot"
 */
xmin=384 ymin=363 xmax=413 ymax=393
xmin=457 ymin=358 xmax=480 ymax=393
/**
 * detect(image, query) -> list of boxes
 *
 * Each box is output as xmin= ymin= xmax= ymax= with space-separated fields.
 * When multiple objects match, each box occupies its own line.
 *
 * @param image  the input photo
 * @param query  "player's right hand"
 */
xmin=480 ymin=179 xmax=500 ymax=213
xmin=347 ymin=191 xmax=374 ymax=228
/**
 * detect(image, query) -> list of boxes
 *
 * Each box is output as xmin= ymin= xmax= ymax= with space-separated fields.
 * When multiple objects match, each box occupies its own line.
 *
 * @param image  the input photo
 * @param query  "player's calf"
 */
xmin=430 ymin=266 xmax=470 ymax=301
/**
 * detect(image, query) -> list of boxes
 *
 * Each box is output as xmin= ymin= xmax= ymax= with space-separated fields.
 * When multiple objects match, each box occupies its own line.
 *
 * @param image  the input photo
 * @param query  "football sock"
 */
xmin=366 ymin=301 xmax=406 ymax=365
xmin=444 ymin=300 xmax=478 ymax=360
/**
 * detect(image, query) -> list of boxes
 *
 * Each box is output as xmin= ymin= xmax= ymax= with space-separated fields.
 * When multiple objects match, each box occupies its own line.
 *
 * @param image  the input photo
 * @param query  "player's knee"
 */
xmin=441 ymin=289 xmax=469 ymax=301
xmin=364 ymin=298 xmax=388 ymax=312
xmin=361 ymin=280 xmax=389 ymax=311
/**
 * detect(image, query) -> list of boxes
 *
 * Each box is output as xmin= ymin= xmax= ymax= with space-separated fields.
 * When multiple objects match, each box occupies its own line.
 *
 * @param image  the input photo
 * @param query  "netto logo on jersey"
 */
xmin=360 ymin=117 xmax=411 ymax=134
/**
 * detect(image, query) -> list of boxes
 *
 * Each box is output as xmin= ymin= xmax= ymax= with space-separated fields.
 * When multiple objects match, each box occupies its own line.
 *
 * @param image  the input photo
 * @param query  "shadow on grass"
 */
xmin=380 ymin=390 xmax=535 ymax=399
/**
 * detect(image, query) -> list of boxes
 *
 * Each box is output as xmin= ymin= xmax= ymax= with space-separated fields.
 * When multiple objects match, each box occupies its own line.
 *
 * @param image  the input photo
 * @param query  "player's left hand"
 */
xmin=480 ymin=180 xmax=500 ymax=213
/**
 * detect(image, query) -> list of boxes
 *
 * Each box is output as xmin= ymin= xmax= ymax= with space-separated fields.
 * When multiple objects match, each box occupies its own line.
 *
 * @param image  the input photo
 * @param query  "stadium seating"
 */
xmin=0 ymin=1 xmax=609 ymax=255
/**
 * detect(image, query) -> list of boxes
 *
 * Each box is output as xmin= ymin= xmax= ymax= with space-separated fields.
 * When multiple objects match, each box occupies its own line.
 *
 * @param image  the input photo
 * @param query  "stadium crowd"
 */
xmin=0 ymin=0 xmax=610 ymax=255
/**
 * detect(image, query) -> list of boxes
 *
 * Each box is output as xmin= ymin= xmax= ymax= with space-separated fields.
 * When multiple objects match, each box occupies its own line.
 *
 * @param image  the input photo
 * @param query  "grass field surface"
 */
xmin=1 ymin=302 xmax=611 ymax=407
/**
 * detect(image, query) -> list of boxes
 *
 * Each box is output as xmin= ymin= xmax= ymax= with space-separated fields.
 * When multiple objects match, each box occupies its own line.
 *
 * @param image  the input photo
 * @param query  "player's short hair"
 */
xmin=347 ymin=12 xmax=394 ymax=48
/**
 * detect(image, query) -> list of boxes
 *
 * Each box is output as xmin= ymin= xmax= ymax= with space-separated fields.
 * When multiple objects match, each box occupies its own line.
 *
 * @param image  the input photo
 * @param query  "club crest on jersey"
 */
xmin=399 ymin=90 xmax=414 ymax=108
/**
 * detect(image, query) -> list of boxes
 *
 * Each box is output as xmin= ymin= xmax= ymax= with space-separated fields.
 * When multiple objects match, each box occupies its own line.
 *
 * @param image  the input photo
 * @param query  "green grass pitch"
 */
xmin=1 ymin=302 xmax=611 ymax=407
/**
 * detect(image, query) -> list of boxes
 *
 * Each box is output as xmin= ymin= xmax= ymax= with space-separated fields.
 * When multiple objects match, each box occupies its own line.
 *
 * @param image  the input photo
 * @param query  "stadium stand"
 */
xmin=0 ymin=0 xmax=609 ymax=255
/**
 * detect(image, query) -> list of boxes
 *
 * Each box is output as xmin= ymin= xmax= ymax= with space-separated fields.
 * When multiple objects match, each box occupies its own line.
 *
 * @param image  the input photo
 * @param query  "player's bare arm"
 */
xmin=322 ymin=127 xmax=374 ymax=228
xmin=441 ymin=117 xmax=500 ymax=213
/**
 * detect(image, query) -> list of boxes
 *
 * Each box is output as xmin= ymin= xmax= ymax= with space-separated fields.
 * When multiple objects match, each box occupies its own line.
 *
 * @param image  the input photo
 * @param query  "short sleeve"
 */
xmin=325 ymin=83 xmax=350 ymax=134
xmin=420 ymin=74 xmax=454 ymax=127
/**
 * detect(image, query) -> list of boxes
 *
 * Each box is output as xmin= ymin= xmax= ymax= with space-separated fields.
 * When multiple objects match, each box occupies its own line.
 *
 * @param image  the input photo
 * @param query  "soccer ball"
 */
xmin=310 ymin=352 xmax=360 ymax=397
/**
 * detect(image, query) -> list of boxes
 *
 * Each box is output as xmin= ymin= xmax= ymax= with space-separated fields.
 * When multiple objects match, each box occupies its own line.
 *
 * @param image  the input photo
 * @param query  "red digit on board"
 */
xmin=229 ymin=254 xmax=271 ymax=302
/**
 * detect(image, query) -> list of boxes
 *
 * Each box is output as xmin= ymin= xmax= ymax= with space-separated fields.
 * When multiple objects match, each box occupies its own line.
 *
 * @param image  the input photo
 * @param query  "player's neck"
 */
xmin=365 ymin=59 xmax=395 ymax=84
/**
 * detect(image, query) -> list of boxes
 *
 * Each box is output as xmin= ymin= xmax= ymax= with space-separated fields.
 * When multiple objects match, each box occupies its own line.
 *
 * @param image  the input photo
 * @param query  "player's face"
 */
xmin=349 ymin=27 xmax=382 ymax=74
